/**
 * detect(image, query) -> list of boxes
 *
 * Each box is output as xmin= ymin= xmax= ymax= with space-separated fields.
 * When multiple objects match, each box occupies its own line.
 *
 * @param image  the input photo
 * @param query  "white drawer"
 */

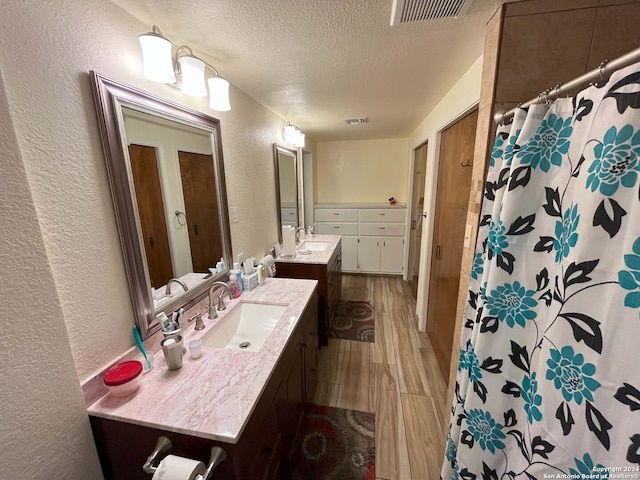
xmin=281 ymin=207 xmax=297 ymax=218
xmin=315 ymin=208 xmax=359 ymax=222
xmin=359 ymin=223 xmax=405 ymax=236
xmin=359 ymin=209 xmax=405 ymax=223
xmin=316 ymin=222 xmax=358 ymax=236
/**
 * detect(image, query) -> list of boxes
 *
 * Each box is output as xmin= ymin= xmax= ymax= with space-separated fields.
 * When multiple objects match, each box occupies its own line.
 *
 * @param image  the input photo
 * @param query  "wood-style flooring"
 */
xmin=313 ymin=274 xmax=449 ymax=480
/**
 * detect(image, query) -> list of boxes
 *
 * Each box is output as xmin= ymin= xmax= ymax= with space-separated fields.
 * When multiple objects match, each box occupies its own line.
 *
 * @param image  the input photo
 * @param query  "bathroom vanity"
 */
xmin=87 ymin=278 xmax=318 ymax=480
xmin=274 ymin=234 xmax=342 ymax=346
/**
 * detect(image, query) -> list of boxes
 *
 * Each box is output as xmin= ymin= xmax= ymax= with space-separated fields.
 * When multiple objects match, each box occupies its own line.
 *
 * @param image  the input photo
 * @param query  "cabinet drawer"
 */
xmin=281 ymin=207 xmax=297 ymax=218
xmin=316 ymin=222 xmax=358 ymax=235
xmin=359 ymin=223 xmax=405 ymax=236
xmin=315 ymin=208 xmax=358 ymax=222
xmin=359 ymin=209 xmax=405 ymax=223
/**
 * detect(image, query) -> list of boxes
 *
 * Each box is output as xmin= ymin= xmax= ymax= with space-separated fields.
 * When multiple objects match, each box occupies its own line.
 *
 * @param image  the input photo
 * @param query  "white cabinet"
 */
xmin=281 ymin=207 xmax=298 ymax=227
xmin=357 ymin=237 xmax=404 ymax=274
xmin=315 ymin=204 xmax=406 ymax=275
xmin=341 ymin=236 xmax=359 ymax=272
xmin=358 ymin=237 xmax=381 ymax=272
xmin=380 ymin=237 xmax=404 ymax=274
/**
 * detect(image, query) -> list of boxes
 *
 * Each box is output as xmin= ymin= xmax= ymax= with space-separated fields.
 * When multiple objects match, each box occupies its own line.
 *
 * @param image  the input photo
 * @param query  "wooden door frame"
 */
xmin=407 ymin=140 xmax=428 ymax=285
xmin=415 ymin=102 xmax=479 ymax=334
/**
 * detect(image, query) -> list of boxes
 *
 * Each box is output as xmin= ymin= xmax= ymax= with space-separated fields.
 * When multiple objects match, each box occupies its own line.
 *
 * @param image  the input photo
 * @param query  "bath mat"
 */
xmin=329 ymin=300 xmax=375 ymax=343
xmin=290 ymin=405 xmax=376 ymax=480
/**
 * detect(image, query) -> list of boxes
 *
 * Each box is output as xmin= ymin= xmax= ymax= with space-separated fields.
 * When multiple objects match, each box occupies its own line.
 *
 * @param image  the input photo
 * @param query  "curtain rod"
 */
xmin=494 ymin=46 xmax=640 ymax=125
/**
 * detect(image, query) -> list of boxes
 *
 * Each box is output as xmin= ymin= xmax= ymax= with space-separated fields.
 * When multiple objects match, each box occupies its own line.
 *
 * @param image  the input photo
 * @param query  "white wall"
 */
xmin=0 ymin=70 xmax=102 ymax=480
xmin=0 ymin=2 xmax=287 ymax=478
xmin=316 ymin=138 xmax=409 ymax=204
xmin=409 ymin=56 xmax=483 ymax=331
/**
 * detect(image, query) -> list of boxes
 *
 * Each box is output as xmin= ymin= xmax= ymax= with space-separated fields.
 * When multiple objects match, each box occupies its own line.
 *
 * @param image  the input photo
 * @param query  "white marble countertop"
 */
xmin=87 ymin=277 xmax=318 ymax=444
xmin=275 ymin=234 xmax=341 ymax=265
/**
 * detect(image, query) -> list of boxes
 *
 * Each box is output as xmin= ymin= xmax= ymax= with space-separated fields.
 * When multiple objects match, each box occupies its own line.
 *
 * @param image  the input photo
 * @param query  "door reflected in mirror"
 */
xmin=123 ymin=109 xmax=223 ymax=309
xmin=273 ymin=144 xmax=299 ymax=242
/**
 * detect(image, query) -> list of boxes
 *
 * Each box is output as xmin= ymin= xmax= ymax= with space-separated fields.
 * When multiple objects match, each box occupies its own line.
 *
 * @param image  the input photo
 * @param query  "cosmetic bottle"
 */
xmin=228 ymin=273 xmax=242 ymax=298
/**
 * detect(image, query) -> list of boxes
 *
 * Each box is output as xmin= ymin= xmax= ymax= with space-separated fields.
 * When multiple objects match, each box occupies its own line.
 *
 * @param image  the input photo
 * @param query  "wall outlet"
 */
xmin=464 ymin=223 xmax=472 ymax=248
xmin=230 ymin=206 xmax=240 ymax=223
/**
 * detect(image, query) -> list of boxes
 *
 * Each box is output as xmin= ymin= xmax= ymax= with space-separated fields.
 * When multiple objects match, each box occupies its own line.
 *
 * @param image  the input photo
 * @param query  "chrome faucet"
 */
xmin=207 ymin=281 xmax=233 ymax=319
xmin=295 ymin=227 xmax=306 ymax=245
xmin=165 ymin=278 xmax=188 ymax=295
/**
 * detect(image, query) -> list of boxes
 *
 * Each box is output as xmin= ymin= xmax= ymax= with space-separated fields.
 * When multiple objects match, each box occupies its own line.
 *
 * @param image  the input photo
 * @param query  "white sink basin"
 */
xmin=201 ymin=303 xmax=287 ymax=352
xmin=297 ymin=241 xmax=330 ymax=252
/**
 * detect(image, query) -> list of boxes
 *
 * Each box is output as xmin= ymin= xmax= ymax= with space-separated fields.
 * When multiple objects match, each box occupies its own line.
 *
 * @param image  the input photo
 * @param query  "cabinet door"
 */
xmin=358 ymin=237 xmax=381 ymax=272
xmin=380 ymin=237 xmax=404 ymax=273
xmin=341 ymin=236 xmax=358 ymax=272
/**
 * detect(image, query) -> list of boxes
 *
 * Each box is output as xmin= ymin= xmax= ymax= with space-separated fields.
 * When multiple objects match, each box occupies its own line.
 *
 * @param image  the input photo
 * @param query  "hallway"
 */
xmin=314 ymin=275 xmax=448 ymax=480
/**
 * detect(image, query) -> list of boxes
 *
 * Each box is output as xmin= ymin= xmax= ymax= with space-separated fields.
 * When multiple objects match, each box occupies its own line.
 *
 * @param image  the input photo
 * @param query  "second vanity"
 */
xmin=275 ymin=234 xmax=342 ymax=347
xmin=88 ymin=277 xmax=318 ymax=480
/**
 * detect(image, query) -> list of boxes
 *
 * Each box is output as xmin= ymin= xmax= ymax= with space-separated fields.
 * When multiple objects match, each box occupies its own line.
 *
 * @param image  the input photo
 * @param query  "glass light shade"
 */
xmin=178 ymin=55 xmax=207 ymax=97
xmin=294 ymin=132 xmax=305 ymax=148
xmin=208 ymin=77 xmax=231 ymax=111
xmin=138 ymin=33 xmax=176 ymax=83
xmin=283 ymin=124 xmax=297 ymax=144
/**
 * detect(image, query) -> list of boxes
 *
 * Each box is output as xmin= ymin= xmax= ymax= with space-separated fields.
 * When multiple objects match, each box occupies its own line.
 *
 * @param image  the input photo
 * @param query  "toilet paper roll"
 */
xmin=152 ymin=454 xmax=206 ymax=480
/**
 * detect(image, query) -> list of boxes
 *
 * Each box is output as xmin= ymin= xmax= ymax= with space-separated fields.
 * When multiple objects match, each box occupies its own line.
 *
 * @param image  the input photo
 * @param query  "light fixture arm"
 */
xmin=173 ymin=45 xmax=221 ymax=79
xmin=139 ymin=25 xmax=230 ymax=110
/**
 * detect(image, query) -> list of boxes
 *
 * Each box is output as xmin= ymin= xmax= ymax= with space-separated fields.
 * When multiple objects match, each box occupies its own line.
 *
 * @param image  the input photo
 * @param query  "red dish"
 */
xmin=103 ymin=360 xmax=143 ymax=386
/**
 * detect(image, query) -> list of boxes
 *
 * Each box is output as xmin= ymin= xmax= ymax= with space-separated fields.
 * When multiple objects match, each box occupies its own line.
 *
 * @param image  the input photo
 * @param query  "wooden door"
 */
xmin=128 ymin=144 xmax=173 ymax=288
xmin=427 ymin=109 xmax=477 ymax=384
xmin=178 ymin=151 xmax=222 ymax=273
xmin=408 ymin=142 xmax=427 ymax=294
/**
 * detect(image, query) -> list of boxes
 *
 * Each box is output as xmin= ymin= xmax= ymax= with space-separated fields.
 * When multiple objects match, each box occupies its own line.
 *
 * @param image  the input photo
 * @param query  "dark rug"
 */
xmin=329 ymin=300 xmax=375 ymax=343
xmin=290 ymin=405 xmax=376 ymax=480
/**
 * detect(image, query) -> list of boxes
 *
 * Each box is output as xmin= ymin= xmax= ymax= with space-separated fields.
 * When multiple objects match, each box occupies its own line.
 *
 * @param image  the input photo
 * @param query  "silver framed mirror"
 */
xmin=90 ymin=71 xmax=232 ymax=339
xmin=273 ymin=143 xmax=299 ymax=243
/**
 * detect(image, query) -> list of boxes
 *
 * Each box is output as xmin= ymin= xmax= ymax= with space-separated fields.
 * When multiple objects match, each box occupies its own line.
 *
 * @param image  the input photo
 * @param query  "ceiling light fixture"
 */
xmin=283 ymin=122 xmax=305 ymax=148
xmin=138 ymin=25 xmax=231 ymax=111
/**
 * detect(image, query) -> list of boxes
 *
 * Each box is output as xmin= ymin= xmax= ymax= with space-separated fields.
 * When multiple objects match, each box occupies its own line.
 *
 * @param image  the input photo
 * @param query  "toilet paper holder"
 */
xmin=143 ymin=436 xmax=227 ymax=479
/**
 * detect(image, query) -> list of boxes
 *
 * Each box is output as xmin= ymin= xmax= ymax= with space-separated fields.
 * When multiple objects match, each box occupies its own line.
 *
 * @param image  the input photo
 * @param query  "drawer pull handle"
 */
xmin=333 ymin=213 xmax=340 ymax=215
xmin=310 ymin=368 xmax=317 ymax=372
xmin=334 ymin=226 xmax=340 ymax=229
xmin=378 ymin=213 xmax=386 ymax=216
xmin=379 ymin=226 xmax=386 ymax=229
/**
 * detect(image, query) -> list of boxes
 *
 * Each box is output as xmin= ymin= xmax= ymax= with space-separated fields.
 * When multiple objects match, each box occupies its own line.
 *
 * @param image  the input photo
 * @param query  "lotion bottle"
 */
xmin=228 ymin=272 xmax=241 ymax=298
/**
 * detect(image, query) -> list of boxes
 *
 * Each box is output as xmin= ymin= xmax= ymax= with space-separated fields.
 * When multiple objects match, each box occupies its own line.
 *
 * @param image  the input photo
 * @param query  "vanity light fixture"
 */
xmin=138 ymin=25 xmax=231 ymax=111
xmin=283 ymin=122 xmax=305 ymax=148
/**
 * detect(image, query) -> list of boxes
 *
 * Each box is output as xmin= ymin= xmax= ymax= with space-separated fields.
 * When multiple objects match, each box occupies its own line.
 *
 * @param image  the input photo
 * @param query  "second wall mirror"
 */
xmin=273 ymin=143 xmax=299 ymax=242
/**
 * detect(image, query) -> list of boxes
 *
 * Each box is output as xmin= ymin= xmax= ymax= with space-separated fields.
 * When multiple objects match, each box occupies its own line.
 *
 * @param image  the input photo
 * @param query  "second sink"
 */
xmin=201 ymin=302 xmax=287 ymax=352
xmin=297 ymin=241 xmax=330 ymax=252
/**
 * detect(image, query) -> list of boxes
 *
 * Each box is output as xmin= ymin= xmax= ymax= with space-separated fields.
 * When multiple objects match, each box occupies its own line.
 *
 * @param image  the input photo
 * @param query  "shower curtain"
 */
xmin=443 ymin=61 xmax=640 ymax=480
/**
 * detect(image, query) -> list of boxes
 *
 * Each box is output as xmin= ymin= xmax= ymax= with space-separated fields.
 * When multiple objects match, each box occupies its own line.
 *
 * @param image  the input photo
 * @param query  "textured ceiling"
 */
xmin=111 ymin=0 xmax=512 ymax=141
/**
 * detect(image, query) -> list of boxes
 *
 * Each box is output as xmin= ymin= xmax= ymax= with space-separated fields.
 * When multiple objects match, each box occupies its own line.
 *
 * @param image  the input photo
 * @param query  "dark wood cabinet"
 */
xmin=90 ymin=293 xmax=317 ymax=480
xmin=276 ymin=240 xmax=342 ymax=346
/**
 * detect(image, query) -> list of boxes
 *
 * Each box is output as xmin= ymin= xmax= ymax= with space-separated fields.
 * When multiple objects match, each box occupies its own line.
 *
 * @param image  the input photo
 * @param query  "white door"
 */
xmin=358 ymin=237 xmax=381 ymax=272
xmin=341 ymin=236 xmax=358 ymax=272
xmin=381 ymin=237 xmax=404 ymax=273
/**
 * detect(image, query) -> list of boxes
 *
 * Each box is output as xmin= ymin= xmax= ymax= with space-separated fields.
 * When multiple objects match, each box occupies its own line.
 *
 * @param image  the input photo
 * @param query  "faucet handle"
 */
xmin=189 ymin=313 xmax=206 ymax=330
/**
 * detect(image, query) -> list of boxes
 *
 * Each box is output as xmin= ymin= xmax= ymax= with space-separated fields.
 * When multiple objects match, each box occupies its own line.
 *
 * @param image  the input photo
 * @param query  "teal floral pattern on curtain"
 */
xmin=442 ymin=62 xmax=640 ymax=480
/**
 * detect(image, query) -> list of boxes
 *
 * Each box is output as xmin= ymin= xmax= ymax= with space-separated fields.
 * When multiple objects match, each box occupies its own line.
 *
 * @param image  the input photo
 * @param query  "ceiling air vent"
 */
xmin=390 ymin=0 xmax=474 ymax=25
xmin=342 ymin=117 xmax=368 ymax=125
